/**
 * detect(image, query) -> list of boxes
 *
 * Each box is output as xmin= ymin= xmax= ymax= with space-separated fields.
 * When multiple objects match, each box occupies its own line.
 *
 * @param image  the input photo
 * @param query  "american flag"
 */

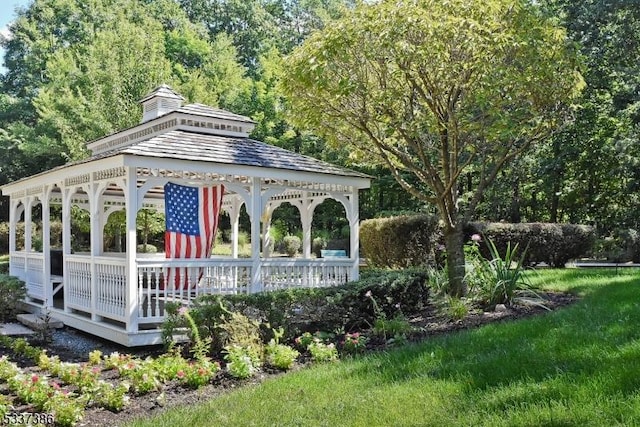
xmin=164 ymin=182 xmax=224 ymax=289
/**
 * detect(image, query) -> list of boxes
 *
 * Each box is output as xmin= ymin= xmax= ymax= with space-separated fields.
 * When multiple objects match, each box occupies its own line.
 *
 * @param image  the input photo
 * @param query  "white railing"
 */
xmin=136 ymin=259 xmax=253 ymax=323
xmin=9 ymin=252 xmax=26 ymax=281
xmin=25 ymin=253 xmax=44 ymax=299
xmin=18 ymin=252 xmax=353 ymax=330
xmin=95 ymin=258 xmax=127 ymax=322
xmin=65 ymin=255 xmax=128 ymax=322
xmin=135 ymin=257 xmax=353 ymax=324
xmin=65 ymin=256 xmax=92 ymax=312
xmin=261 ymin=258 xmax=353 ymax=291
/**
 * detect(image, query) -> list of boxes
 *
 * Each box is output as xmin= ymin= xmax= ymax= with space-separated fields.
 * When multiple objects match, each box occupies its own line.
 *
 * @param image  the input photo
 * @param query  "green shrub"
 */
xmin=282 ymin=235 xmax=301 ymax=257
xmin=224 ymin=344 xmax=261 ymax=379
xmin=265 ymin=343 xmax=299 ymax=370
xmin=466 ymin=222 xmax=595 ymax=267
xmin=136 ymin=243 xmax=158 ymax=253
xmin=237 ymin=231 xmax=249 ymax=249
xmin=372 ymin=315 xmax=412 ymax=340
xmin=196 ymin=269 xmax=430 ymax=337
xmin=216 ymin=310 xmax=263 ymax=357
xmin=265 ymin=327 xmax=299 ymax=370
xmin=308 ymin=341 xmax=338 ymax=362
xmin=0 ymin=222 xmax=26 ymax=252
xmin=360 ymin=214 xmax=442 ymax=268
xmin=0 ymin=275 xmax=26 ymax=321
xmin=440 ymin=296 xmax=469 ymax=321
xmin=312 ymin=236 xmax=327 ymax=258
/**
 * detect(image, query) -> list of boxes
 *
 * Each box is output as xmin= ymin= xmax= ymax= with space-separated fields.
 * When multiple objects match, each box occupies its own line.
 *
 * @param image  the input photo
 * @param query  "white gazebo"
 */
xmin=1 ymin=85 xmax=371 ymax=346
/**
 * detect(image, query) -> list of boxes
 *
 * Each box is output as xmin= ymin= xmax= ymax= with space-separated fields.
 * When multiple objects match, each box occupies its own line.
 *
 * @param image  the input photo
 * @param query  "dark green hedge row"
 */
xmin=359 ymin=214 xmax=442 ymax=268
xmin=193 ymin=269 xmax=430 ymax=339
xmin=360 ymin=214 xmax=593 ymax=269
xmin=466 ymin=222 xmax=595 ymax=267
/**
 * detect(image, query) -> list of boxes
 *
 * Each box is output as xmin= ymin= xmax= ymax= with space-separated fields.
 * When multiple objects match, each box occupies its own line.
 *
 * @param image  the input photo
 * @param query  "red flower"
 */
xmin=177 ymin=370 xmax=185 ymax=378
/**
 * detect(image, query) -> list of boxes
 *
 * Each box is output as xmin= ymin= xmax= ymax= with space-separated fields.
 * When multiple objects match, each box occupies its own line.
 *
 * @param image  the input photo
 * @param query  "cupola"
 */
xmin=139 ymin=84 xmax=184 ymax=123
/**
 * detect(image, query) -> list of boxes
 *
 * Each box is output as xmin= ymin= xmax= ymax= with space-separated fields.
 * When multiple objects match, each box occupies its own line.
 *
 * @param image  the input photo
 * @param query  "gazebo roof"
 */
xmin=120 ymin=130 xmax=368 ymax=178
xmin=176 ymin=103 xmax=256 ymax=124
xmin=1 ymin=91 xmax=370 ymax=193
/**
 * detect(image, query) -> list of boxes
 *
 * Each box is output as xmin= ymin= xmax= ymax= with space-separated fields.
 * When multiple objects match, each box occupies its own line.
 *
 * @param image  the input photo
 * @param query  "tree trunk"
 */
xmin=444 ymin=225 xmax=466 ymax=297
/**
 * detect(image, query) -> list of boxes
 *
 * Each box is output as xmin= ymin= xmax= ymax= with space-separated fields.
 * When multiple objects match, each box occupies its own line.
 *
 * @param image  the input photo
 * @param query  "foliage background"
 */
xmin=0 ymin=0 xmax=637 ymax=241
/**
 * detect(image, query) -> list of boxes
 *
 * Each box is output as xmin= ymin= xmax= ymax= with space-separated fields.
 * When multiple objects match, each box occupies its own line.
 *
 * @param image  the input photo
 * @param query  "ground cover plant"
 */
xmin=124 ymin=269 xmax=640 ymax=427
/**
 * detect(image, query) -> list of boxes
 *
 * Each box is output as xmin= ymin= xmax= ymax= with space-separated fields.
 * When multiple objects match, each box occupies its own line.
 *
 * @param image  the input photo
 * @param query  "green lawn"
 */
xmin=127 ymin=269 xmax=640 ymax=427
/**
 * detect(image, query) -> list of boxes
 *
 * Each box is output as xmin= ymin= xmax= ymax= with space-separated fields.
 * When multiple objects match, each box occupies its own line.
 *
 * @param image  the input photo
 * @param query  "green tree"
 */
xmin=283 ymin=0 xmax=584 ymax=295
xmin=178 ymin=0 xmax=351 ymax=74
xmin=1 ymin=0 xmax=249 ymax=162
xmin=535 ymin=0 xmax=640 ymax=232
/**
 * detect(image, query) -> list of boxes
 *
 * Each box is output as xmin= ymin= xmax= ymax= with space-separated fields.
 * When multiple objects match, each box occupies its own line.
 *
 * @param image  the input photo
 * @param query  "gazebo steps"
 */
xmin=17 ymin=313 xmax=64 ymax=330
xmin=0 ymin=322 xmax=35 ymax=336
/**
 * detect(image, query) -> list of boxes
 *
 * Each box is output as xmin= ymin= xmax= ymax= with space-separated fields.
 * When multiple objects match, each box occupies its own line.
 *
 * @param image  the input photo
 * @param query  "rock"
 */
xmin=494 ymin=304 xmax=508 ymax=312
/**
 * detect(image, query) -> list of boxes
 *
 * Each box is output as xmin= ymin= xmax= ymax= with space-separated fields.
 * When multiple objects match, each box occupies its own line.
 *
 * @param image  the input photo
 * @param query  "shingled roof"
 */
xmin=117 ymin=130 xmax=367 ymax=178
xmin=176 ymin=104 xmax=256 ymax=124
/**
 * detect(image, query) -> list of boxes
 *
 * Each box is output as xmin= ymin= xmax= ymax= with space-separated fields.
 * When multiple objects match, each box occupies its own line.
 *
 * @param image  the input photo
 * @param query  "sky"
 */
xmin=0 ymin=0 xmax=32 ymax=73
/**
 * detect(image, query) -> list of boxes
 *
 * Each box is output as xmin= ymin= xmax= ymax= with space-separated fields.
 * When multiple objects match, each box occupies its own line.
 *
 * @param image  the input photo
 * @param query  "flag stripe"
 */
xmin=164 ymin=183 xmax=224 ymax=290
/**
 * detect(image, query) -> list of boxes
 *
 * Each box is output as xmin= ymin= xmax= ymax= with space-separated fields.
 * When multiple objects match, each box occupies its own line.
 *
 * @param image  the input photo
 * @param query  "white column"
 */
xmin=124 ymin=167 xmax=139 ymax=332
xmin=227 ymin=197 xmax=242 ymax=259
xmin=62 ymin=189 xmax=72 ymax=313
xmin=24 ymin=197 xmax=33 ymax=255
xmin=348 ymin=191 xmax=360 ymax=281
xmin=262 ymin=205 xmax=274 ymax=258
xmin=89 ymin=183 xmax=104 ymax=321
xmin=41 ymin=188 xmax=52 ymax=308
xmin=300 ymin=196 xmax=312 ymax=259
xmin=23 ymin=197 xmax=33 ymax=281
xmin=249 ymin=178 xmax=262 ymax=292
xmin=8 ymin=200 xmax=17 ymax=276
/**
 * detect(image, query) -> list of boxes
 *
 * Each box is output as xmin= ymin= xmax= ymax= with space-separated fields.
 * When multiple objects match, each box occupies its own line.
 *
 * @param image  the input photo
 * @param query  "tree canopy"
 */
xmin=0 ymin=0 xmax=638 ymax=267
xmin=283 ymin=0 xmax=584 ymax=294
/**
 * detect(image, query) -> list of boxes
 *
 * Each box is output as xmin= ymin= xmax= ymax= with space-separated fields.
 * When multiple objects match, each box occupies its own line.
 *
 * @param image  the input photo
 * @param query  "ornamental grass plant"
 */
xmin=465 ymin=236 xmax=545 ymax=309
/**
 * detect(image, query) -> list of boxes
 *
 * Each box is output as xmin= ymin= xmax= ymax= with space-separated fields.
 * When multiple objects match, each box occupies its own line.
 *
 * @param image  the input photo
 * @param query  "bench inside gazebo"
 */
xmin=1 ymin=85 xmax=370 ymax=346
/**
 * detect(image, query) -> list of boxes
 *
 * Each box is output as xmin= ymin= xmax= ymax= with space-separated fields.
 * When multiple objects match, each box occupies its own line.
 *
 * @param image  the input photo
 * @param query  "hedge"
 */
xmin=466 ymin=222 xmax=595 ymax=267
xmin=193 ymin=269 xmax=430 ymax=340
xmin=360 ymin=214 xmax=442 ymax=268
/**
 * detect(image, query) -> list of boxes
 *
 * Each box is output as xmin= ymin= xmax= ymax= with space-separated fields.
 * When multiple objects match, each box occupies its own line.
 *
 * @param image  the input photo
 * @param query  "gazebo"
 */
xmin=1 ymin=85 xmax=371 ymax=346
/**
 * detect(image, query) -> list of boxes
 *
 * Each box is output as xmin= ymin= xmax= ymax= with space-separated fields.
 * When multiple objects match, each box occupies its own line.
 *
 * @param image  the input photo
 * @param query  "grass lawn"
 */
xmin=127 ymin=269 xmax=640 ymax=427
